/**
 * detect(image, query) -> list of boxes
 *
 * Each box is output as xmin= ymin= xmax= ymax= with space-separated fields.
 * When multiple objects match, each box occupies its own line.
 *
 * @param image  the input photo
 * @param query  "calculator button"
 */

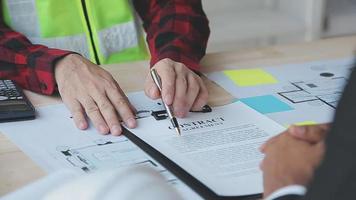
xmin=0 ymin=96 xmax=8 ymax=100
xmin=17 ymin=96 xmax=24 ymax=100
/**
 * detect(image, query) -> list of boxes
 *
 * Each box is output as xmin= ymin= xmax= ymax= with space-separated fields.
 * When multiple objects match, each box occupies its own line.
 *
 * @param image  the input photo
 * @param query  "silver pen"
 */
xmin=150 ymin=69 xmax=181 ymax=135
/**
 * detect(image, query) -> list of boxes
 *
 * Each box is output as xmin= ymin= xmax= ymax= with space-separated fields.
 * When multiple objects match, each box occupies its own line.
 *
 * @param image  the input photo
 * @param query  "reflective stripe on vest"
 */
xmin=2 ymin=0 xmax=148 ymax=64
xmin=98 ymin=21 xmax=138 ymax=60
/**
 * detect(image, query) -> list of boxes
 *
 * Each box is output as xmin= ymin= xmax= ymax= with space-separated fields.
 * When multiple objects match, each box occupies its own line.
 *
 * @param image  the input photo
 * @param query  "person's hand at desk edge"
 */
xmin=260 ymin=124 xmax=329 ymax=200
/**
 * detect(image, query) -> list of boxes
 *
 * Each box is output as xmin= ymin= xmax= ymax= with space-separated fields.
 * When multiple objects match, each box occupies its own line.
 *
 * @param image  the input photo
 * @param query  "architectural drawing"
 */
xmin=278 ymin=76 xmax=347 ymax=109
xmin=207 ymin=58 xmax=355 ymax=126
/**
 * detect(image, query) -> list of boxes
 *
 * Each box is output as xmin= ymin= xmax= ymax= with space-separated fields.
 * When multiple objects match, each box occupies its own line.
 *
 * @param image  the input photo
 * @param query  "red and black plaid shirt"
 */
xmin=0 ymin=0 xmax=209 ymax=95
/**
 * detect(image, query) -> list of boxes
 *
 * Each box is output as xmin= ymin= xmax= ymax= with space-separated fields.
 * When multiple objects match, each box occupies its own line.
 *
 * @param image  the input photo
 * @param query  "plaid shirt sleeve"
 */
xmin=133 ymin=0 xmax=210 ymax=72
xmin=0 ymin=21 xmax=72 ymax=95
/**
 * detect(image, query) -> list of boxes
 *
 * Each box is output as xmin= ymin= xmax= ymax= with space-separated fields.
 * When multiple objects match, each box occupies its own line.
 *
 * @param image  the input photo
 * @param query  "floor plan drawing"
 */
xmin=0 ymin=92 xmax=203 ymax=199
xmin=56 ymin=137 xmax=179 ymax=184
xmin=278 ymin=76 xmax=346 ymax=108
xmin=207 ymin=58 xmax=355 ymax=126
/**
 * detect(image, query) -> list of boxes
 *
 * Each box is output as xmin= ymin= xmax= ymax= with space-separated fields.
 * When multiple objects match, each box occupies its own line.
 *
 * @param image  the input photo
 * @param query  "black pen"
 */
xmin=150 ymin=69 xmax=181 ymax=135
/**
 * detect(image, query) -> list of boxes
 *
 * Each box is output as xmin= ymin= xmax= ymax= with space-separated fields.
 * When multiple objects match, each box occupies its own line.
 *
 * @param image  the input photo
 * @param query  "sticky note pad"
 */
xmin=295 ymin=121 xmax=317 ymax=126
xmin=240 ymin=95 xmax=293 ymax=114
xmin=284 ymin=121 xmax=317 ymax=128
xmin=223 ymin=69 xmax=278 ymax=86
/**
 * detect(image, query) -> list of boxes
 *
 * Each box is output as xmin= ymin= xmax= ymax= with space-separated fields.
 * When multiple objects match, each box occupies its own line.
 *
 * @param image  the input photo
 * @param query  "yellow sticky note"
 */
xmin=284 ymin=121 xmax=317 ymax=128
xmin=224 ymin=69 xmax=278 ymax=86
xmin=295 ymin=121 xmax=317 ymax=126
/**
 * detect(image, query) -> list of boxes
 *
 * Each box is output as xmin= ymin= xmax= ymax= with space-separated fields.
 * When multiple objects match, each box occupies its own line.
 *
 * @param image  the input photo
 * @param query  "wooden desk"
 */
xmin=1 ymin=35 xmax=356 ymax=197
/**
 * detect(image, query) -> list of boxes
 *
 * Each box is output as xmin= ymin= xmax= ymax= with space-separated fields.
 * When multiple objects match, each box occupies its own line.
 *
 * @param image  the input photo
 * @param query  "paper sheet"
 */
xmin=208 ymin=58 xmax=355 ymax=126
xmin=0 ymin=91 xmax=202 ymax=200
xmin=126 ymin=102 xmax=285 ymax=197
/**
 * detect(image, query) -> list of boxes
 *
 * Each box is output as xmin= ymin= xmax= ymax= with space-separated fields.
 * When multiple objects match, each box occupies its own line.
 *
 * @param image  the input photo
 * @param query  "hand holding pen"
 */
xmin=150 ymin=69 xmax=181 ymax=135
xmin=144 ymin=59 xmax=209 ymax=118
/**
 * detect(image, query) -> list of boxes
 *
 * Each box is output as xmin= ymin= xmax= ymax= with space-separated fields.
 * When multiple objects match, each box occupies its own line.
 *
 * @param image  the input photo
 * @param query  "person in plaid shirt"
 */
xmin=0 ymin=0 xmax=210 ymax=135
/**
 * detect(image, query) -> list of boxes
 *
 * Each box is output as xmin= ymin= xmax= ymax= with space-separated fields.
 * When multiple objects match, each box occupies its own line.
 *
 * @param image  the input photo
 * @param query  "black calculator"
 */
xmin=0 ymin=80 xmax=35 ymax=122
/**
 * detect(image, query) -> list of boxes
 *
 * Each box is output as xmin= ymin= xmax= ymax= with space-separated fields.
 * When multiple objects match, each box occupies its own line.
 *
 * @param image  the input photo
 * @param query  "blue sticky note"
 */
xmin=240 ymin=95 xmax=293 ymax=114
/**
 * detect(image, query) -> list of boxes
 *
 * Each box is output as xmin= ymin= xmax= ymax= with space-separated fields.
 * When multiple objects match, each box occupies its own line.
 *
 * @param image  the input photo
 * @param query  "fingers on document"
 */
xmin=288 ymin=125 xmax=328 ymax=143
xmin=171 ymin=70 xmax=208 ymax=117
xmin=173 ymin=74 xmax=189 ymax=117
xmin=191 ymin=76 xmax=209 ymax=112
xmin=95 ymin=94 xmax=122 ymax=136
xmin=106 ymin=85 xmax=137 ymax=131
xmin=158 ymin=66 xmax=175 ymax=105
xmin=145 ymin=73 xmax=160 ymax=100
xmin=65 ymin=88 xmax=136 ymax=136
xmin=259 ymin=134 xmax=280 ymax=153
xmin=64 ymin=98 xmax=88 ymax=130
xmin=81 ymin=96 xmax=110 ymax=134
xmin=185 ymin=75 xmax=201 ymax=114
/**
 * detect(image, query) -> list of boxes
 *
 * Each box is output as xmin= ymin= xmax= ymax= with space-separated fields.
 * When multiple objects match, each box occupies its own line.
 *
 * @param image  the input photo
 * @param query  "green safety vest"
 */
xmin=2 ymin=0 xmax=149 ymax=65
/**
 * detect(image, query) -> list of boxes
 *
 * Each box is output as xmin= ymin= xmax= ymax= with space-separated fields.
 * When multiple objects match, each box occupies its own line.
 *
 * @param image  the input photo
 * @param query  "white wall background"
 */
xmin=202 ymin=0 xmax=356 ymax=53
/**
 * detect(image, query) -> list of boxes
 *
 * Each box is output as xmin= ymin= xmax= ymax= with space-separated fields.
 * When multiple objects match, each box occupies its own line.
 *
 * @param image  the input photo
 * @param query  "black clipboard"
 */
xmin=123 ymin=128 xmax=262 ymax=200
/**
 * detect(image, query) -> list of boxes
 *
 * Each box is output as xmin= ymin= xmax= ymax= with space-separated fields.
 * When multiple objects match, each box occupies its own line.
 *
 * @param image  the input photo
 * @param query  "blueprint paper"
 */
xmin=207 ymin=58 xmax=355 ymax=126
xmin=0 ymin=91 xmax=202 ymax=200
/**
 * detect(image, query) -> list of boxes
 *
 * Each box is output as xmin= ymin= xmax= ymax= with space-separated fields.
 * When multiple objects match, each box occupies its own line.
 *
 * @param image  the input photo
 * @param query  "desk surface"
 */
xmin=1 ymin=35 xmax=356 ymax=196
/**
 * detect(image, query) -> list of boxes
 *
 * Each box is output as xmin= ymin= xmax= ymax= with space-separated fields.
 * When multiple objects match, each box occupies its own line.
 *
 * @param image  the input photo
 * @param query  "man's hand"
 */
xmin=287 ymin=124 xmax=330 ymax=143
xmin=55 ymin=54 xmax=136 ymax=136
xmin=145 ymin=58 xmax=208 ymax=117
xmin=260 ymin=124 xmax=330 ymax=152
xmin=260 ymin=132 xmax=325 ymax=198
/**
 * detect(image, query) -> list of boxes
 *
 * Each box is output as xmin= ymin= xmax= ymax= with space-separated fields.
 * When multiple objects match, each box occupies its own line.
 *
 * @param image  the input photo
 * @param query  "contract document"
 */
xmin=125 ymin=101 xmax=285 ymax=198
